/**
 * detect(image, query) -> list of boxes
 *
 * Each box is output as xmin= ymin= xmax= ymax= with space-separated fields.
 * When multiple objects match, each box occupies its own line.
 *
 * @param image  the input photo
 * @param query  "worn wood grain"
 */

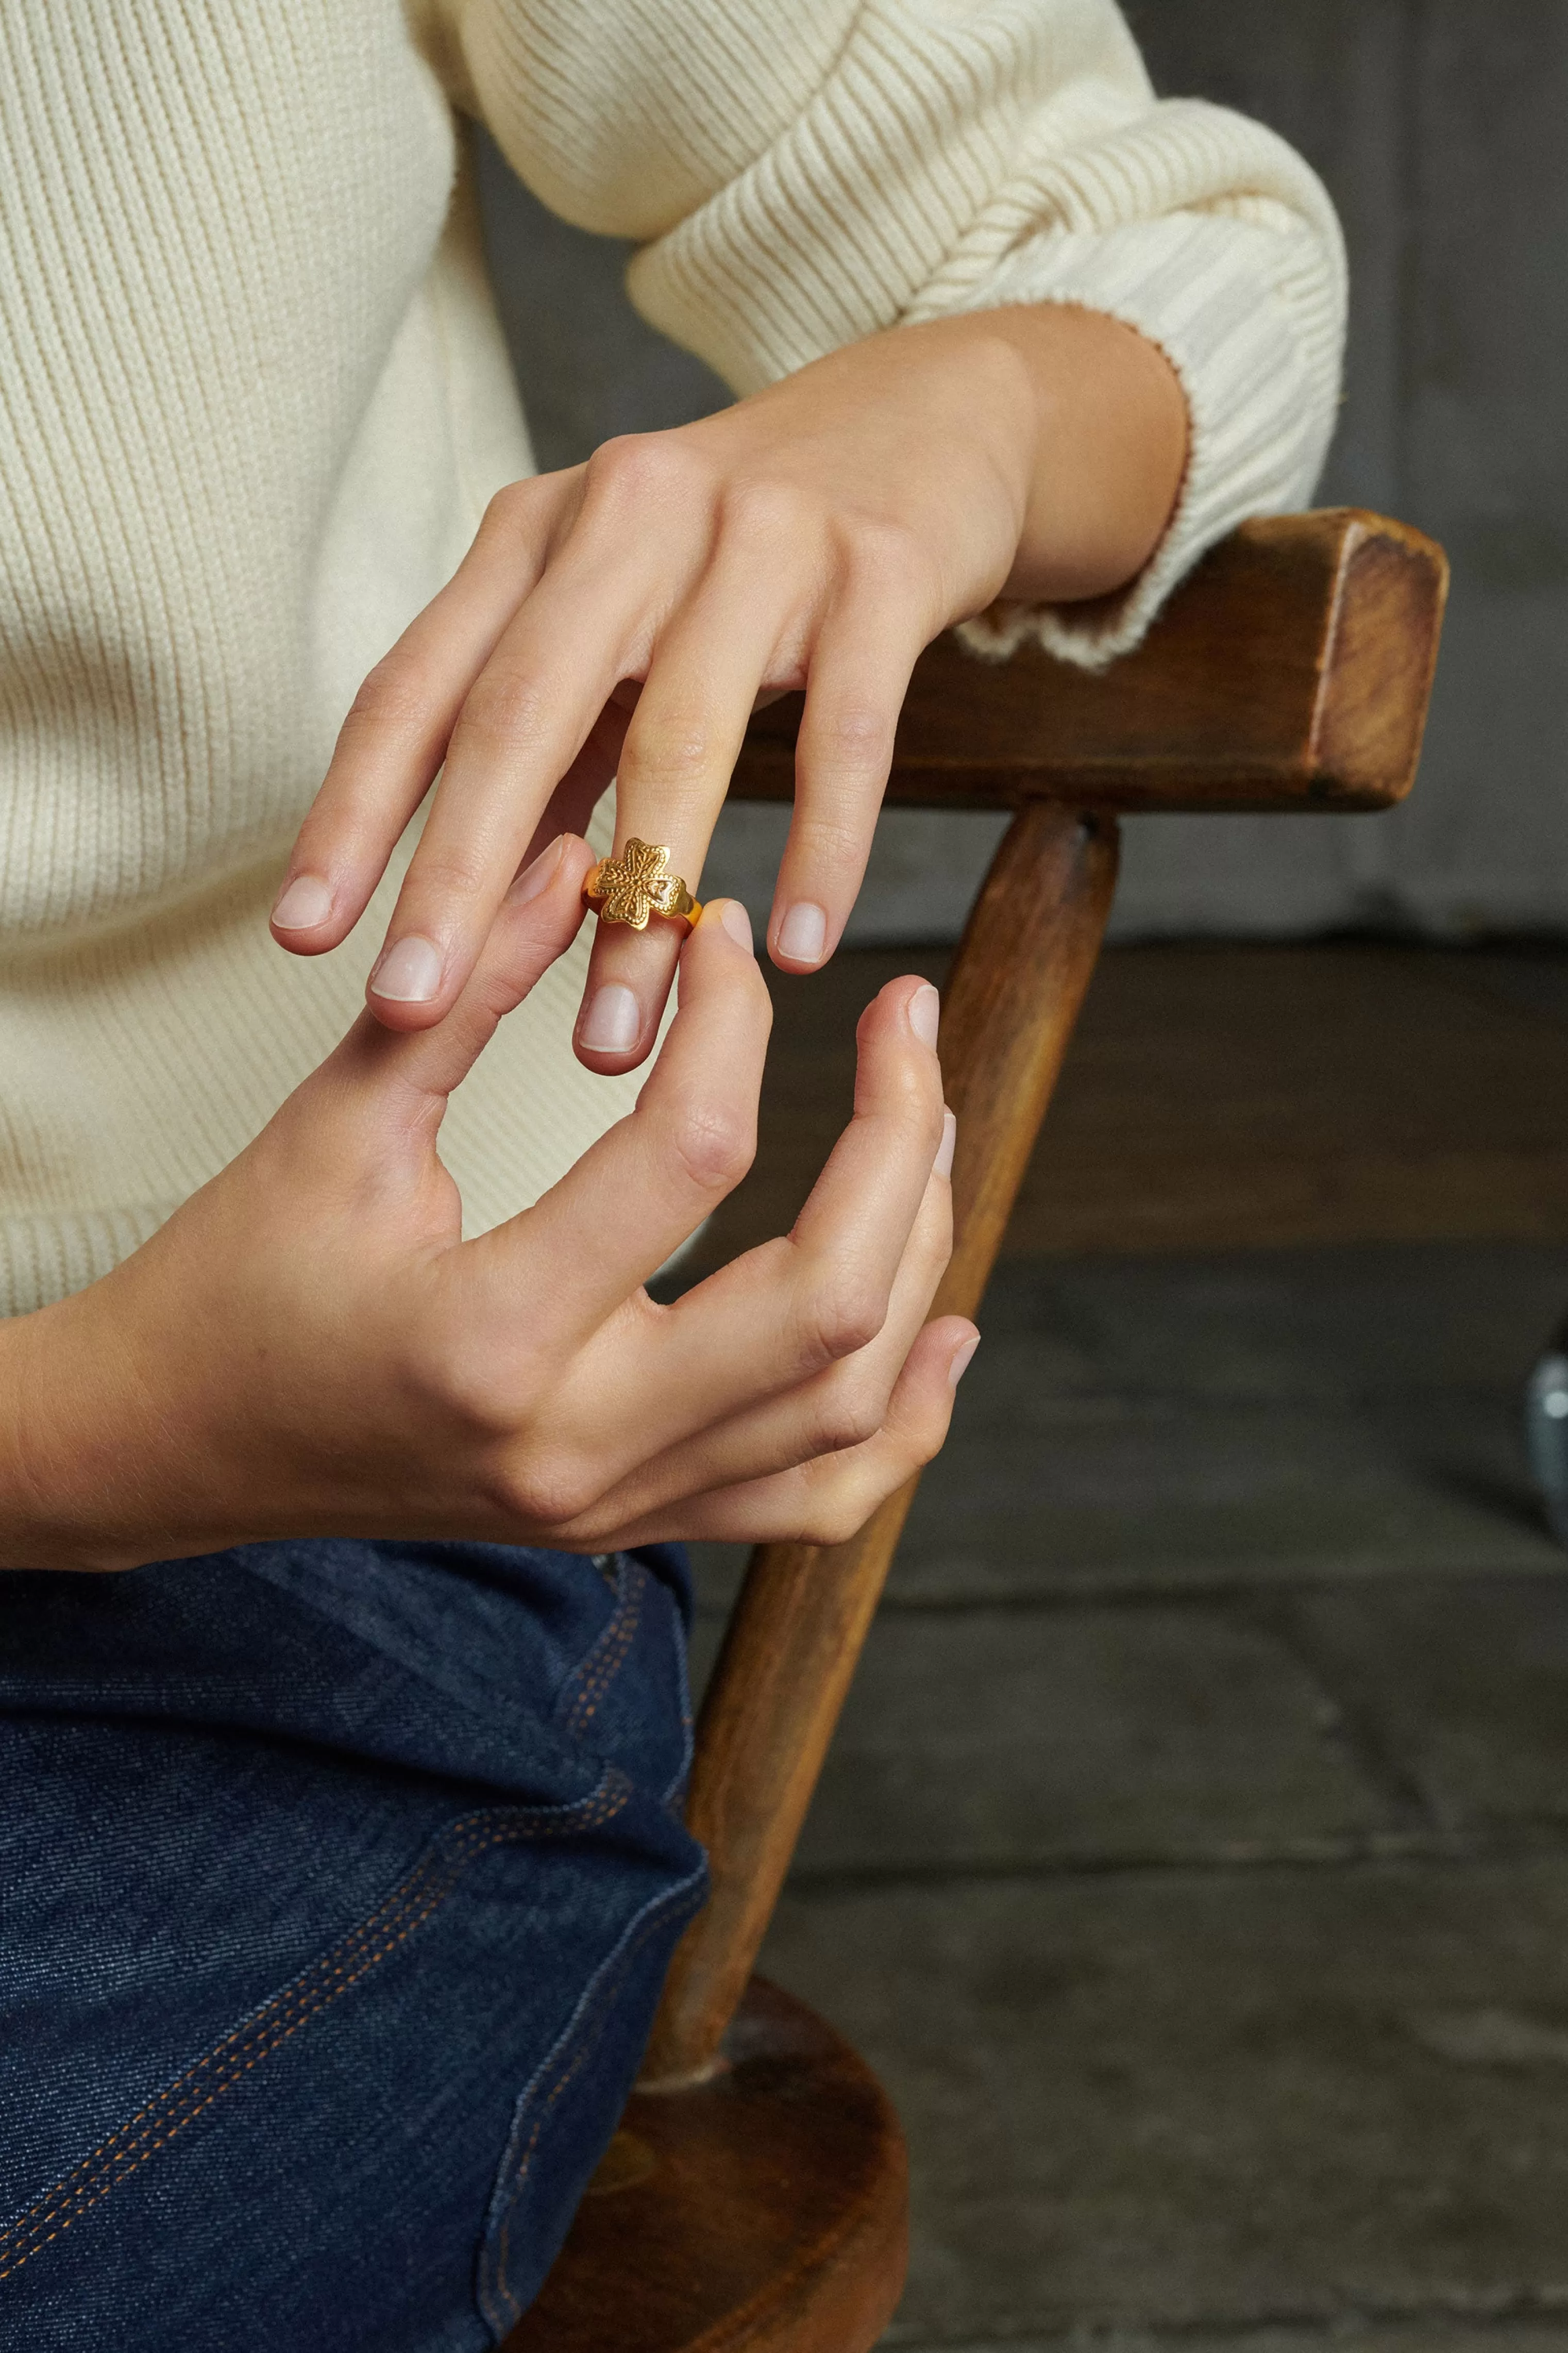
xmin=932 ymin=807 xmax=1121 ymax=1315
xmin=731 ymin=511 xmax=1447 ymax=813
xmin=509 ymin=1979 xmax=906 ymax=2353
xmin=643 ymin=808 xmax=1120 ymax=2087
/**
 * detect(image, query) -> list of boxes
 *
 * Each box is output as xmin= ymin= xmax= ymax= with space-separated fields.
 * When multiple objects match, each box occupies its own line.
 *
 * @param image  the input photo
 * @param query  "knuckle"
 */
xmin=841 ymin=525 xmax=945 ymax=633
xmin=802 ymin=1266 xmax=888 ymax=1365
xmin=586 ymin=432 xmax=706 ymax=509
xmin=801 ymin=1486 xmax=870 ymax=1550
xmin=788 ymin=807 xmax=873 ymax=870
xmin=839 ymin=512 xmax=932 ymax=593
xmin=916 ymin=1218 xmax=955 ymax=1295
xmin=813 ymin=1376 xmax=886 ymax=1456
xmin=625 ymin=705 xmax=719 ymax=787
xmin=450 ymin=668 xmax=551 ymax=762
xmin=807 ymin=700 xmax=893 ymax=775
xmin=406 ymin=843 xmax=492 ymax=904
xmin=340 ymin=659 xmax=432 ymax=744
xmin=913 ymin=1417 xmax=947 ymax=1468
xmin=481 ymin=478 xmax=536 ymax=535
xmin=925 ymin=1187 xmax=956 ymax=1261
xmin=657 ymin=1093 xmax=755 ymax=1196
xmin=493 ymin=1447 xmax=602 ymax=1532
xmin=857 ymin=1044 xmax=946 ymax=1141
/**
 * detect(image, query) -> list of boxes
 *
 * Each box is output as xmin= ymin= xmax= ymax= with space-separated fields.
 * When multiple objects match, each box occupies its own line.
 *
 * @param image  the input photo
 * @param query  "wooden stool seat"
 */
xmin=505 ymin=1980 xmax=906 ymax=2353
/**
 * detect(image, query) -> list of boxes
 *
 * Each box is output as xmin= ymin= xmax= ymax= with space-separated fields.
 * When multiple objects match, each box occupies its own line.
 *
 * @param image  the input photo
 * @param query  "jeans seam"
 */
xmin=477 ymin=1855 xmax=707 ymax=2339
xmin=557 ymin=1556 xmax=646 ymax=1740
xmin=0 ymin=1771 xmax=632 ymax=2290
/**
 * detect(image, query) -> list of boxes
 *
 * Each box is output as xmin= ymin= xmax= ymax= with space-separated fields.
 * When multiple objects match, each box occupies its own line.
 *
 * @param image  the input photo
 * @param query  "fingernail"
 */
xmin=272 ymin=874 xmax=333 ymax=931
xmin=908 ymin=982 xmax=940 ymax=1048
xmin=510 ymin=835 xmax=565 ymax=906
xmin=579 ymin=981 xmax=642 ymax=1055
xmin=369 ymin=934 xmax=443 ymax=1003
xmin=717 ymin=899 xmax=753 ymax=954
xmin=948 ymin=1333 xmax=980 ymax=1388
xmin=934 ymin=1107 xmax=956 ymax=1180
xmin=776 ymin=902 xmax=828 ymax=966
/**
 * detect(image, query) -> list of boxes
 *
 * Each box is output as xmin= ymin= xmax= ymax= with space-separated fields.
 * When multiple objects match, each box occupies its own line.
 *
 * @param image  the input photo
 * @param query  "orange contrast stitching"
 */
xmin=564 ymin=1562 xmax=644 ymax=1739
xmin=0 ymin=1776 xmax=631 ymax=2288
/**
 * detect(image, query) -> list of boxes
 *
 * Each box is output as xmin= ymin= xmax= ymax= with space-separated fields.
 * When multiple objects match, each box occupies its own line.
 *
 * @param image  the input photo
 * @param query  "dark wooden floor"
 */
xmin=681 ymin=942 xmax=1568 ymax=2353
xmin=670 ymin=941 xmax=1568 ymax=1282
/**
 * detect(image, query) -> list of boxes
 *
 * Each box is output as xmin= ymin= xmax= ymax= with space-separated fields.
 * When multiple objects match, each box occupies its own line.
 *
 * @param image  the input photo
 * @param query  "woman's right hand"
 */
xmin=0 ymin=833 xmax=975 ymax=1573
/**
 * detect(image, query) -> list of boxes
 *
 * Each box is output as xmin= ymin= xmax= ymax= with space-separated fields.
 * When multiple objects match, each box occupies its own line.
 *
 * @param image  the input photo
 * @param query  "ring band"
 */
xmin=583 ymin=840 xmax=702 ymax=932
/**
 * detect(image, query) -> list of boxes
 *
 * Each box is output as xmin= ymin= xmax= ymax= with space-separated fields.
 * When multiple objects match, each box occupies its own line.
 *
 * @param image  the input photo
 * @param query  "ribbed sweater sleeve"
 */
xmin=445 ymin=0 xmax=1345 ymax=665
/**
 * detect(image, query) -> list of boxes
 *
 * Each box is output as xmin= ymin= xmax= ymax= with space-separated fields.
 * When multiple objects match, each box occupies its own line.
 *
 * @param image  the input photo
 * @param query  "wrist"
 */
xmin=0 ymin=1304 xmax=67 ymax=1567
xmin=971 ymin=302 xmax=1190 ymax=606
xmin=0 ymin=1287 xmax=172 ymax=1573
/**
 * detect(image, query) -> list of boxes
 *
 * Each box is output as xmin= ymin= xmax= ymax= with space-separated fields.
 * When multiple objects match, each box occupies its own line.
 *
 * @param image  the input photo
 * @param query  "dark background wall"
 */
xmin=475 ymin=3 xmax=1568 ymax=942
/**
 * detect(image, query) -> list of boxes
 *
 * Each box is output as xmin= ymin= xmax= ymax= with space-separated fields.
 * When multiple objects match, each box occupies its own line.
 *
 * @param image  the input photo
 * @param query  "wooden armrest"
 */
xmin=730 ymin=509 xmax=1448 ymax=815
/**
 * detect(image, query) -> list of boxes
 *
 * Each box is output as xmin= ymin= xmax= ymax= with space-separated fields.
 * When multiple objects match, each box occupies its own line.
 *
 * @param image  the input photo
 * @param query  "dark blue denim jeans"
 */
xmin=0 ymin=1538 xmax=706 ymax=2350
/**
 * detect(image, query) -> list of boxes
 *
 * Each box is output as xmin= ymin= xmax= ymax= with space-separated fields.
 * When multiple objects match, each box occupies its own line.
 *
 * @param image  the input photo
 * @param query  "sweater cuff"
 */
xmin=937 ymin=212 xmax=1340 ymax=671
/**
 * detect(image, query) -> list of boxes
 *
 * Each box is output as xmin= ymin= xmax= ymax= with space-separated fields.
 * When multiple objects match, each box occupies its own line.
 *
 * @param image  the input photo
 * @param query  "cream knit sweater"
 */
xmin=0 ymin=0 xmax=1344 ymax=1318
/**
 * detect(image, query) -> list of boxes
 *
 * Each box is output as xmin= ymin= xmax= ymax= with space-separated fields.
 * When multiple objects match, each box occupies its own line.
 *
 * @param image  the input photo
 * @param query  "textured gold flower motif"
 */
xmin=594 ymin=839 xmax=686 ymax=929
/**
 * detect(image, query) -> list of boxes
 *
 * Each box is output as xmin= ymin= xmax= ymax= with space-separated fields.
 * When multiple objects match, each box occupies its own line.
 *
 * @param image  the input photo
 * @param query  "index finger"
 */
xmin=363 ymin=555 xmax=658 ymax=1029
xmin=271 ymin=473 xmax=577 ymax=959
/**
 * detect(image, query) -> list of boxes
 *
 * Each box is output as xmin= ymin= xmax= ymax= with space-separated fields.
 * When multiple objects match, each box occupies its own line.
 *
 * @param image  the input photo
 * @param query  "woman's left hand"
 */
xmin=271 ymin=303 xmax=1185 ymax=1071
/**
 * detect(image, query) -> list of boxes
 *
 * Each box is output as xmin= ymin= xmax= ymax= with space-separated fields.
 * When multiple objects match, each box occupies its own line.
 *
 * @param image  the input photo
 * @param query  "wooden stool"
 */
xmin=508 ymin=511 xmax=1448 ymax=2353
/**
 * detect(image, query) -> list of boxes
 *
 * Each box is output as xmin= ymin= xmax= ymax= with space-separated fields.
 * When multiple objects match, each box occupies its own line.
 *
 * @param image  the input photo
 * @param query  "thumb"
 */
xmin=330 ymin=832 xmax=597 ymax=1114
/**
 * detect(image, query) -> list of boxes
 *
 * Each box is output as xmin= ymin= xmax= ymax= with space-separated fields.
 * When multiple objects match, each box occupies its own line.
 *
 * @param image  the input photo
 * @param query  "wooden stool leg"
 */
xmin=641 ymin=805 xmax=1120 ymax=2088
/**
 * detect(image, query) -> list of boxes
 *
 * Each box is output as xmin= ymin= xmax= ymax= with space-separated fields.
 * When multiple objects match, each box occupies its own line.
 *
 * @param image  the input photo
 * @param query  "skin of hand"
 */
xmin=270 ymin=302 xmax=1187 ymax=1071
xmin=0 ymin=836 xmax=977 ymax=1574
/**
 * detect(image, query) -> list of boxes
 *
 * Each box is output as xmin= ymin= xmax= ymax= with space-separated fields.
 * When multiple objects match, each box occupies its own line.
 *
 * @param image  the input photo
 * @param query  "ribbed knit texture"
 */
xmin=0 ymin=0 xmax=1343 ymax=1315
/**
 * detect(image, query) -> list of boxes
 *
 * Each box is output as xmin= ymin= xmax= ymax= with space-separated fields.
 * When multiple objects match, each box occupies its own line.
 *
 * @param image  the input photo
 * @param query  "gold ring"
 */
xmin=583 ymin=840 xmax=702 ymax=932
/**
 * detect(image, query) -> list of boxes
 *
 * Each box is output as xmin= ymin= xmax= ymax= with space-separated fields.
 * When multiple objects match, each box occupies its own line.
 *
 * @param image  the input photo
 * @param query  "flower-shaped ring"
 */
xmin=582 ymin=839 xmax=702 ymax=932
